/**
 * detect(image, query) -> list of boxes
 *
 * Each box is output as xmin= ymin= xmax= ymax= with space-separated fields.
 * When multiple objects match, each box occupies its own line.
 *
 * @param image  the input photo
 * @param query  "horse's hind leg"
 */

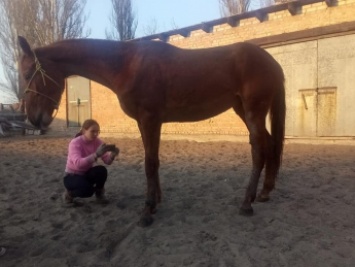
xmin=235 ymin=97 xmax=277 ymax=203
xmin=257 ymin=135 xmax=277 ymax=202
xmin=239 ymin=102 xmax=269 ymax=216
xmin=233 ymin=96 xmax=247 ymax=124
xmin=137 ymin=116 xmax=162 ymax=227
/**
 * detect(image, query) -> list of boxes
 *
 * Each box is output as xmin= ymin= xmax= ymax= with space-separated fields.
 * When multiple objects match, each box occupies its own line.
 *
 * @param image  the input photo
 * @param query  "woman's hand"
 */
xmin=110 ymin=147 xmax=120 ymax=160
xmin=96 ymin=143 xmax=109 ymax=157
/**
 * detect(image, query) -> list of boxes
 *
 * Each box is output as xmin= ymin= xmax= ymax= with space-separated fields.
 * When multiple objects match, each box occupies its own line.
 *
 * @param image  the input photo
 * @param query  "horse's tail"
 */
xmin=270 ymin=72 xmax=286 ymax=174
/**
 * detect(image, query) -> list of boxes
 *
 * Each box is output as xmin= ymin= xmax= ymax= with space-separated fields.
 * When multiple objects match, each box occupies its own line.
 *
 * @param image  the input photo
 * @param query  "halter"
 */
xmin=24 ymin=52 xmax=62 ymax=110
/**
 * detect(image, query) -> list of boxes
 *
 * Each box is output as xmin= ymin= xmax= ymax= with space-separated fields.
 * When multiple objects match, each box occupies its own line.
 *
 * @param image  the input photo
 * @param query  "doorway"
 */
xmin=67 ymin=76 xmax=91 ymax=127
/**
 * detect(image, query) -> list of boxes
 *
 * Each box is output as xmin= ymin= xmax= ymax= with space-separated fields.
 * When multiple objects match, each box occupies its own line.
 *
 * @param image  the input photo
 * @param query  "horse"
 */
xmin=18 ymin=36 xmax=286 ymax=227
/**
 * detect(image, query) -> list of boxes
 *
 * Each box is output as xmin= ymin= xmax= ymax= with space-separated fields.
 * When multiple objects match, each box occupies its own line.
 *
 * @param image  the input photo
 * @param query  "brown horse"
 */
xmin=18 ymin=36 xmax=285 ymax=226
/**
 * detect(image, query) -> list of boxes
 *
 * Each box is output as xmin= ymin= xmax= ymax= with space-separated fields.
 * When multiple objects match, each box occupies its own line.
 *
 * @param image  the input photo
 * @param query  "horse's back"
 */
xmin=135 ymin=40 xmax=282 ymax=80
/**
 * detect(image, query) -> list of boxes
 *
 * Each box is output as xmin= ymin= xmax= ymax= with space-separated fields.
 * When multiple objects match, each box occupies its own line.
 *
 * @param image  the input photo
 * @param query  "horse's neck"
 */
xmin=40 ymin=40 xmax=127 ymax=89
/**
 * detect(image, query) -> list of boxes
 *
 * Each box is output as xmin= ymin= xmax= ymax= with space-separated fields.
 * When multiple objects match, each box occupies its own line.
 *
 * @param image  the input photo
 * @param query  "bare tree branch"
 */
xmin=219 ymin=0 xmax=275 ymax=16
xmin=219 ymin=0 xmax=251 ymax=15
xmin=170 ymin=19 xmax=179 ymax=31
xmin=0 ymin=0 xmax=89 ymax=100
xmin=142 ymin=18 xmax=159 ymax=36
xmin=106 ymin=0 xmax=137 ymax=41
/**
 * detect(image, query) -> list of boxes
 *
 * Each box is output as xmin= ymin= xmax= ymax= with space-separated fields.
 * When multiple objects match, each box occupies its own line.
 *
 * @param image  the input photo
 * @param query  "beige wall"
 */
xmin=52 ymin=0 xmax=355 ymax=138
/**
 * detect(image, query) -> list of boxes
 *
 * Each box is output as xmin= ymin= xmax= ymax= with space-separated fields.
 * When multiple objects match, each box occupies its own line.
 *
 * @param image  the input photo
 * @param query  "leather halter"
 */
xmin=24 ymin=53 xmax=62 ymax=109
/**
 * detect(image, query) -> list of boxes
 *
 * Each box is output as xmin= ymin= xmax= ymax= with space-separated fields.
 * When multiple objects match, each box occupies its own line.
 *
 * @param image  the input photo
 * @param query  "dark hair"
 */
xmin=75 ymin=119 xmax=100 ymax=137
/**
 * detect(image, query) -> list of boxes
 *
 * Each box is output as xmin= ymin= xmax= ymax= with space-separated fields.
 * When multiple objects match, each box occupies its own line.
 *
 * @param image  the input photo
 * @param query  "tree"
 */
xmin=142 ymin=18 xmax=179 ymax=37
xmin=0 ymin=0 xmax=89 ymax=100
xmin=219 ymin=0 xmax=275 ymax=16
xmin=219 ymin=0 xmax=252 ymax=15
xmin=259 ymin=0 xmax=275 ymax=8
xmin=142 ymin=18 xmax=159 ymax=36
xmin=106 ymin=0 xmax=137 ymax=41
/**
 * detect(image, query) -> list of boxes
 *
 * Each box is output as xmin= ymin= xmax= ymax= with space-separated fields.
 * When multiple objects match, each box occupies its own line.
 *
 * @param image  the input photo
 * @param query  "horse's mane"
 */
xmin=33 ymin=38 xmax=176 ymax=62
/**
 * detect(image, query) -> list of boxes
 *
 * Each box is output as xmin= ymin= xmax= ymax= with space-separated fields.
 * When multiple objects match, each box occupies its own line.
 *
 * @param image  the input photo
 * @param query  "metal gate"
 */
xmin=267 ymin=41 xmax=318 ymax=137
xmin=266 ymin=34 xmax=355 ymax=137
xmin=318 ymin=34 xmax=355 ymax=136
xmin=67 ymin=76 xmax=91 ymax=127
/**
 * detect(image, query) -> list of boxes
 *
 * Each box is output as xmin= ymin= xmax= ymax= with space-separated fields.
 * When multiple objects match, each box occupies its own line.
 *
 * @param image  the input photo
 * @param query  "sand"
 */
xmin=0 ymin=134 xmax=355 ymax=267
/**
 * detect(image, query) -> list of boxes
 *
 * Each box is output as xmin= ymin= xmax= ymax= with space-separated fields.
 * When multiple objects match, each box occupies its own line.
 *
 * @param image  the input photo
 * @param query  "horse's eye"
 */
xmin=24 ymin=72 xmax=32 ymax=80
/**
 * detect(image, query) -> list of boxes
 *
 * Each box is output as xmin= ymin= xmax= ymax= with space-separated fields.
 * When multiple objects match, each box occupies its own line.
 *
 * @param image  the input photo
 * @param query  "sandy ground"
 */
xmin=0 ymin=134 xmax=355 ymax=267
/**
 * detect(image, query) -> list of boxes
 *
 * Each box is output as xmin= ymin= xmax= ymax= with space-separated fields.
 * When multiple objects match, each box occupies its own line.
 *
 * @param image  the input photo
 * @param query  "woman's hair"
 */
xmin=75 ymin=119 xmax=100 ymax=137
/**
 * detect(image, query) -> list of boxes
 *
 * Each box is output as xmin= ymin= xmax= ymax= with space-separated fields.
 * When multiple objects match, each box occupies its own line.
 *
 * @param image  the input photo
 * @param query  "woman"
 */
xmin=63 ymin=119 xmax=119 ymax=205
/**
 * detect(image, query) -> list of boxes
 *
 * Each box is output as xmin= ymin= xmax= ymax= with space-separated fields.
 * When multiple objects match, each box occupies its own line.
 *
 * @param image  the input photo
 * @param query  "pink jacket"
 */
xmin=65 ymin=135 xmax=114 ymax=175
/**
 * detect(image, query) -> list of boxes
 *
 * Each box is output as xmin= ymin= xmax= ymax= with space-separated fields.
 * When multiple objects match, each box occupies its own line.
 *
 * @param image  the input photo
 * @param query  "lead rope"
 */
xmin=24 ymin=52 xmax=62 ymax=109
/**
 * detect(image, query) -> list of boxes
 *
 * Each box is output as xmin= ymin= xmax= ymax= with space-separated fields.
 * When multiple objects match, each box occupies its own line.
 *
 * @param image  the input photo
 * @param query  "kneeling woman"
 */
xmin=63 ymin=119 xmax=119 ymax=205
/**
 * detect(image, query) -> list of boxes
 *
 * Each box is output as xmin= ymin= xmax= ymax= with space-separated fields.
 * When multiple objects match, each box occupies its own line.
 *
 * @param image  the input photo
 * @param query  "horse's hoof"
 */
xmin=151 ymin=208 xmax=157 ymax=214
xmin=138 ymin=215 xmax=154 ymax=227
xmin=239 ymin=207 xmax=254 ymax=216
xmin=257 ymin=195 xmax=270 ymax=202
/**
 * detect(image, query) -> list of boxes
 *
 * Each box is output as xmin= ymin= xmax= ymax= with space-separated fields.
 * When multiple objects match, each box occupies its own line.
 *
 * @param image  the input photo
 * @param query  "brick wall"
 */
xmin=52 ymin=0 xmax=355 ymax=138
xmin=91 ymin=82 xmax=139 ymax=135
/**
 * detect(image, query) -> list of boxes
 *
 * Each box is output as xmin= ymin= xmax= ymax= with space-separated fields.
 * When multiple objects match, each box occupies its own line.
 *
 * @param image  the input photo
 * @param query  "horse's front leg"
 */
xmin=137 ymin=117 xmax=162 ymax=227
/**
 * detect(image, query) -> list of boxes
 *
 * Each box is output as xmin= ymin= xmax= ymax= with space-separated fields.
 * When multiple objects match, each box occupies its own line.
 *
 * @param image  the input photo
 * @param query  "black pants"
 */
xmin=63 ymin=165 xmax=107 ymax=198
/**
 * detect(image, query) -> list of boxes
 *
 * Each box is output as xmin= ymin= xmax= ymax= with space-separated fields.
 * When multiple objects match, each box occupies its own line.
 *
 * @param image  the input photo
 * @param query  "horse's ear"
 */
xmin=18 ymin=36 xmax=33 ymax=56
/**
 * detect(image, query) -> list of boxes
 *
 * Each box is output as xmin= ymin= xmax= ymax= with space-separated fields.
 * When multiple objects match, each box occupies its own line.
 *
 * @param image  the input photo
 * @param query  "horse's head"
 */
xmin=18 ymin=36 xmax=65 ymax=129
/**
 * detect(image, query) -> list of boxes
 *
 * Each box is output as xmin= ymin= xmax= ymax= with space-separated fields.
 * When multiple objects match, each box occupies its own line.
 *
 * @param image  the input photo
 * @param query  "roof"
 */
xmin=134 ymin=0 xmax=335 ymax=42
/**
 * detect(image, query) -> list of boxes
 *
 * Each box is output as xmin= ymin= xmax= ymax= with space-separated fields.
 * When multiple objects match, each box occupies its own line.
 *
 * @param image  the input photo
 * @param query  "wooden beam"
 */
xmin=201 ymin=23 xmax=213 ymax=33
xmin=227 ymin=17 xmax=239 ymax=27
xmin=158 ymin=34 xmax=169 ymax=42
xmin=255 ymin=10 xmax=267 ymax=22
xmin=179 ymin=30 xmax=190 ymax=38
xmin=288 ymin=2 xmax=301 ymax=16
xmin=325 ymin=0 xmax=335 ymax=7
